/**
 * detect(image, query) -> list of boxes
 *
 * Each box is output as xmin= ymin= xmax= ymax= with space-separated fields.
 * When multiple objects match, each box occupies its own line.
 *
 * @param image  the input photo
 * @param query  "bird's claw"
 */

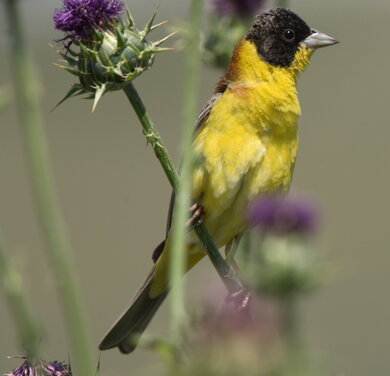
xmin=187 ymin=203 xmax=205 ymax=230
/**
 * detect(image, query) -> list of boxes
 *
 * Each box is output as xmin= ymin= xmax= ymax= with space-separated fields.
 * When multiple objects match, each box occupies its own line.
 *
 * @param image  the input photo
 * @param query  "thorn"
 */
xmin=150 ymin=47 xmax=174 ymax=53
xmin=51 ymin=83 xmax=85 ymax=112
xmin=126 ymin=39 xmax=142 ymax=55
xmin=126 ymin=7 xmax=135 ymax=27
xmin=79 ymin=43 xmax=95 ymax=57
xmin=115 ymin=28 xmax=126 ymax=48
xmin=150 ymin=20 xmax=168 ymax=31
xmin=113 ymin=66 xmax=125 ymax=77
xmin=153 ymin=32 xmax=177 ymax=47
xmin=58 ymin=53 xmax=78 ymax=65
xmin=92 ymin=84 xmax=106 ymax=112
xmin=142 ymin=9 xmax=158 ymax=40
xmin=52 ymin=62 xmax=78 ymax=74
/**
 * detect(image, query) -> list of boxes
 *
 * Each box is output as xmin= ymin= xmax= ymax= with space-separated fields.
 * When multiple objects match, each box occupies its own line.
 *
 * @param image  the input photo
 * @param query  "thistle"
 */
xmin=203 ymin=0 xmax=266 ymax=69
xmin=212 ymin=0 xmax=266 ymax=19
xmin=53 ymin=0 xmax=173 ymax=110
xmin=6 ymin=356 xmax=72 ymax=376
xmin=248 ymin=195 xmax=318 ymax=236
xmin=243 ymin=196 xmax=323 ymax=297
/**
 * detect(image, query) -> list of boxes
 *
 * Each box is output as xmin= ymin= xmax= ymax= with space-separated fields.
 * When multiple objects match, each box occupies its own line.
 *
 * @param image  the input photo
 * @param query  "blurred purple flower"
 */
xmin=54 ymin=0 xmax=124 ymax=40
xmin=212 ymin=0 xmax=266 ymax=18
xmin=6 ymin=357 xmax=72 ymax=376
xmin=248 ymin=195 xmax=318 ymax=235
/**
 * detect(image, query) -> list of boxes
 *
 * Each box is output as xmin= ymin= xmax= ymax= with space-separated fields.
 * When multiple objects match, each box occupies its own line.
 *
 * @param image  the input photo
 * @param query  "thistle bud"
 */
xmin=243 ymin=195 xmax=324 ymax=297
xmin=203 ymin=0 xmax=266 ymax=69
xmin=53 ymin=0 xmax=173 ymax=110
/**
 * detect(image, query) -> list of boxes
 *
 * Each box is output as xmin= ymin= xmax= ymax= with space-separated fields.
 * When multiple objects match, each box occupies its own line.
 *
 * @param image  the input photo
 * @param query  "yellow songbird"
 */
xmin=99 ymin=8 xmax=338 ymax=353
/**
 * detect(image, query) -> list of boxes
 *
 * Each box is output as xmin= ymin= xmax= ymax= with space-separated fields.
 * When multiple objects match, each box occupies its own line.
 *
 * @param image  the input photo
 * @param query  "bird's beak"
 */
xmin=302 ymin=30 xmax=339 ymax=49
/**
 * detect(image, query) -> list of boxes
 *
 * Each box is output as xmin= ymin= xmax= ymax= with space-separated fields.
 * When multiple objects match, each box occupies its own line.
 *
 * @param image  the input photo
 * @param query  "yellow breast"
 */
xmin=190 ymin=40 xmax=311 ymax=245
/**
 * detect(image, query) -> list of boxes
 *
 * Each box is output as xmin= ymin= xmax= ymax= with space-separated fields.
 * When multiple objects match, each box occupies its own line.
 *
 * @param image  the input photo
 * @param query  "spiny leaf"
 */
xmin=97 ymin=48 xmax=111 ymax=67
xmin=92 ymin=84 xmax=106 ymax=112
xmin=115 ymin=28 xmax=127 ymax=49
xmin=52 ymin=83 xmax=86 ymax=111
xmin=53 ymin=64 xmax=80 ymax=76
xmin=59 ymin=53 xmax=79 ymax=66
xmin=79 ymin=43 xmax=96 ymax=58
xmin=113 ymin=66 xmax=125 ymax=77
xmin=126 ymin=7 xmax=135 ymax=27
xmin=66 ymin=47 xmax=80 ymax=57
xmin=144 ymin=47 xmax=173 ymax=55
xmin=141 ymin=9 xmax=158 ymax=40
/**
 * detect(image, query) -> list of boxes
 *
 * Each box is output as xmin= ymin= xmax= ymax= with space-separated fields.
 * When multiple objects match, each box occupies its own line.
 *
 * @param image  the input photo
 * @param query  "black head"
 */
xmin=246 ymin=8 xmax=312 ymax=68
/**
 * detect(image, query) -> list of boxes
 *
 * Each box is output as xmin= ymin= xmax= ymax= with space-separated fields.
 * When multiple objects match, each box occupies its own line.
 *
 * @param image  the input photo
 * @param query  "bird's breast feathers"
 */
xmin=193 ymin=53 xmax=301 ymax=209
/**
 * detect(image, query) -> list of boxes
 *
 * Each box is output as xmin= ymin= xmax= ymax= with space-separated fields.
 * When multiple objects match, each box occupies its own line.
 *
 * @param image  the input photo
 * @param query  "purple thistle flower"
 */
xmin=54 ymin=0 xmax=125 ymax=40
xmin=6 ymin=357 xmax=72 ymax=376
xmin=212 ymin=0 xmax=266 ymax=18
xmin=248 ymin=195 xmax=318 ymax=235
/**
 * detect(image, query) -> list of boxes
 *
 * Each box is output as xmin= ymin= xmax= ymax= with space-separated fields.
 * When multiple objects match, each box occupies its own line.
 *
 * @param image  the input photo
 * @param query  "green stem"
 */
xmin=123 ymin=91 xmax=242 ymax=294
xmin=0 ymin=231 xmax=40 ymax=358
xmin=123 ymin=83 xmax=179 ymax=190
xmin=168 ymin=0 xmax=204 ymax=338
xmin=3 ymin=1 xmax=94 ymax=374
xmin=194 ymin=226 xmax=242 ymax=292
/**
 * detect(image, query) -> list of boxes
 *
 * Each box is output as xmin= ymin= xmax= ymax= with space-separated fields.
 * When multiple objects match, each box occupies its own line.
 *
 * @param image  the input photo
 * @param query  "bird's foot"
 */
xmin=187 ymin=203 xmax=205 ymax=230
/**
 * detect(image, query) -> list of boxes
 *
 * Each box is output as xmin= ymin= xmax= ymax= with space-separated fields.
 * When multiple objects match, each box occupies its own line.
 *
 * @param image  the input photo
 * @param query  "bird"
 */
xmin=99 ymin=7 xmax=338 ymax=353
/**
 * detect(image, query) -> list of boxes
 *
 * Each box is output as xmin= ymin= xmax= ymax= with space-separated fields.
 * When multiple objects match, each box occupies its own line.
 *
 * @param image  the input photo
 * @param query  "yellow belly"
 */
xmin=195 ymin=137 xmax=298 ymax=248
xmin=192 ymin=83 xmax=299 ymax=247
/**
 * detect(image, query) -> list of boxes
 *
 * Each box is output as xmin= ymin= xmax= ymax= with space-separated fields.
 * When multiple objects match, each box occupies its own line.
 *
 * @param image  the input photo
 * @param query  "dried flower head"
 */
xmin=212 ymin=0 xmax=266 ymax=19
xmin=248 ymin=195 xmax=318 ymax=235
xmin=54 ymin=0 xmax=125 ymax=40
xmin=6 ymin=357 xmax=71 ymax=376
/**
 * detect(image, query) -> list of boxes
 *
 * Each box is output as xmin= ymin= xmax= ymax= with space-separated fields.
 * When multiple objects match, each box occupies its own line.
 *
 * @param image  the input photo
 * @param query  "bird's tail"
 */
xmin=99 ymin=238 xmax=204 ymax=353
xmin=98 ymin=267 xmax=168 ymax=354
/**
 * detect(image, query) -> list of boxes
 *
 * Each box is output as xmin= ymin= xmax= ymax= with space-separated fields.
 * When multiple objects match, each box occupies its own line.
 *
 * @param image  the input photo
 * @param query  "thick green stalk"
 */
xmin=0 ymin=231 xmax=40 ymax=358
xmin=3 ymin=1 xmax=94 ymax=374
xmin=169 ymin=0 xmax=204 ymax=336
xmin=123 ymin=89 xmax=242 ymax=294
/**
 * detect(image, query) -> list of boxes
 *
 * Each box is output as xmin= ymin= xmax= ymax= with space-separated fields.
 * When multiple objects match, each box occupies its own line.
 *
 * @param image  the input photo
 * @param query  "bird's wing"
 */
xmin=151 ymin=93 xmax=223 ymax=263
xmin=164 ymin=93 xmax=222 ymax=237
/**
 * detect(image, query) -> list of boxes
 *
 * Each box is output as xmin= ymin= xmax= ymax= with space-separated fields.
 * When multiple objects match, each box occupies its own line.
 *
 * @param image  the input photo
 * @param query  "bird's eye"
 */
xmin=283 ymin=29 xmax=295 ymax=41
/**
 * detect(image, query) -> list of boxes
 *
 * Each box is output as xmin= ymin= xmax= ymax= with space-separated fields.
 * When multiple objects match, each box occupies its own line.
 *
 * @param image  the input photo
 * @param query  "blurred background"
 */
xmin=1 ymin=0 xmax=389 ymax=375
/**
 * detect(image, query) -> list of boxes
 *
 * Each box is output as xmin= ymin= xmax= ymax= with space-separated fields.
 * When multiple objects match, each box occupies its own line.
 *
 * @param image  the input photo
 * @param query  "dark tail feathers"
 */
xmin=99 ymin=270 xmax=168 ymax=354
